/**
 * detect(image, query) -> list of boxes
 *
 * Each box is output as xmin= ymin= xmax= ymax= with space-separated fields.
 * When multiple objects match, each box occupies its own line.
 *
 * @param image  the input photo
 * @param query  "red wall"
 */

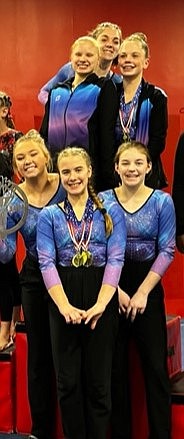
xmin=1 ymin=0 xmax=184 ymax=313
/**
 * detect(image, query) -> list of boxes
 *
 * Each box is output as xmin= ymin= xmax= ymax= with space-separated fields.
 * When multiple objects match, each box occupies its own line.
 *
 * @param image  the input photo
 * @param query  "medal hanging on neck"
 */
xmin=119 ymin=105 xmax=134 ymax=142
xmin=64 ymin=198 xmax=93 ymax=268
xmin=119 ymin=83 xmax=142 ymax=142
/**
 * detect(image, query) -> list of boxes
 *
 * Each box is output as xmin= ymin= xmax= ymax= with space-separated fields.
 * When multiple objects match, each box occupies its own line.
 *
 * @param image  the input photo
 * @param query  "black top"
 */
xmin=172 ymin=132 xmax=184 ymax=235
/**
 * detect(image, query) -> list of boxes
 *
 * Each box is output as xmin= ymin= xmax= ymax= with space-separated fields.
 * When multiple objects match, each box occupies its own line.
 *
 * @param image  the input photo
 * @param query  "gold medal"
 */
xmin=84 ymin=250 xmax=93 ymax=267
xmin=81 ymin=250 xmax=88 ymax=265
xmin=72 ymin=252 xmax=81 ymax=267
xmin=72 ymin=250 xmax=93 ymax=267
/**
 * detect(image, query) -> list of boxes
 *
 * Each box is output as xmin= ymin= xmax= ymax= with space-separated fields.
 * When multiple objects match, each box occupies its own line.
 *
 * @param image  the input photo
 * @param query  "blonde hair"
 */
xmin=120 ymin=32 xmax=150 ymax=58
xmin=13 ymin=129 xmax=52 ymax=173
xmin=115 ymin=141 xmax=152 ymax=165
xmin=0 ymin=90 xmax=15 ymax=129
xmin=58 ymin=147 xmax=113 ymax=236
xmin=89 ymin=21 xmax=122 ymax=42
xmin=71 ymin=36 xmax=99 ymax=55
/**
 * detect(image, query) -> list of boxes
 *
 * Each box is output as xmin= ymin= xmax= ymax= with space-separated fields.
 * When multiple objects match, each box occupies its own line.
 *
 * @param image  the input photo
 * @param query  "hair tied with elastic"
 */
xmin=100 ymin=207 xmax=107 ymax=215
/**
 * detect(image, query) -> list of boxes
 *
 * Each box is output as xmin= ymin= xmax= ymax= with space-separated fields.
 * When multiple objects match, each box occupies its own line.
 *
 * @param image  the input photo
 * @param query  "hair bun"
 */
xmin=130 ymin=32 xmax=147 ymax=42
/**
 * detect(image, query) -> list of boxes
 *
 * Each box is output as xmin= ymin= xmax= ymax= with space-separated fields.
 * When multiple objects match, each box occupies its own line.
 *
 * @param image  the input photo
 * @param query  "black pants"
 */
xmin=20 ymin=255 xmax=56 ymax=439
xmin=49 ymin=265 xmax=119 ymax=439
xmin=0 ymin=255 xmax=21 ymax=321
xmin=111 ymin=260 xmax=171 ymax=439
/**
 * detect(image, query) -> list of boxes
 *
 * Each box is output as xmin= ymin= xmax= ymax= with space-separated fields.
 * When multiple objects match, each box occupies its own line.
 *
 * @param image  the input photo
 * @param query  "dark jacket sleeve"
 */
xmin=39 ymin=94 xmax=51 ymax=143
xmin=172 ymin=132 xmax=184 ymax=235
xmin=147 ymin=86 xmax=168 ymax=161
xmin=95 ymin=79 xmax=119 ymax=191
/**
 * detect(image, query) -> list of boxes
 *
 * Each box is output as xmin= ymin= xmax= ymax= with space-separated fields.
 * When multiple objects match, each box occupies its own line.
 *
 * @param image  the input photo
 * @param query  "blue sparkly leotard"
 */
xmin=99 ymin=189 xmax=175 ymax=276
xmin=37 ymin=197 xmax=127 ymax=290
xmin=0 ymin=182 xmax=65 ymax=263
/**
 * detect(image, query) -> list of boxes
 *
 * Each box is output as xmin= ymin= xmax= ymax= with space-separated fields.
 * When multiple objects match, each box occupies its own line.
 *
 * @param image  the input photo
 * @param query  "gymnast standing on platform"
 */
xmin=36 ymin=146 xmax=126 ymax=439
xmin=0 ymin=129 xmax=65 ymax=439
xmin=100 ymin=141 xmax=176 ymax=439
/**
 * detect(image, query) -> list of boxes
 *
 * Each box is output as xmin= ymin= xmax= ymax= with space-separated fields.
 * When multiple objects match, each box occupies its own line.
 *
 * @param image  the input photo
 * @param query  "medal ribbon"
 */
xmin=119 ymin=105 xmax=135 ymax=140
xmin=64 ymin=197 xmax=93 ymax=254
xmin=119 ymin=82 xmax=142 ymax=141
xmin=67 ymin=219 xmax=93 ymax=253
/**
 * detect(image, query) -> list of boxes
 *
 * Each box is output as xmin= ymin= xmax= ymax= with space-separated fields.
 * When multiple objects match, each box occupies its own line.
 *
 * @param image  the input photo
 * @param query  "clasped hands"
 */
xmin=59 ymin=300 xmax=106 ymax=330
xmin=118 ymin=286 xmax=148 ymax=322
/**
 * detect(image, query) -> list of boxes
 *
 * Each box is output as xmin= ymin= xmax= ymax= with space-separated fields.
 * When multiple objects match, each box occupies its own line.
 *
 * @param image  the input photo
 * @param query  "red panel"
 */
xmin=0 ymin=351 xmax=15 ymax=433
xmin=172 ymin=405 xmax=184 ymax=439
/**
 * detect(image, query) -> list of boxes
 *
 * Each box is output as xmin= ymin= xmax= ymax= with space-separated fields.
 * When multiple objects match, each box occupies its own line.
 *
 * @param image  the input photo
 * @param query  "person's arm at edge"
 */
xmin=38 ymin=62 xmax=74 ymax=105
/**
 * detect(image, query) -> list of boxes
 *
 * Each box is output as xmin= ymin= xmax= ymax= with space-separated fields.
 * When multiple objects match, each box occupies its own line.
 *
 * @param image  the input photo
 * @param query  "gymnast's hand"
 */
xmin=58 ymin=301 xmax=85 ymax=325
xmin=126 ymin=290 xmax=148 ymax=322
xmin=84 ymin=302 xmax=106 ymax=330
xmin=118 ymin=286 xmax=130 ymax=313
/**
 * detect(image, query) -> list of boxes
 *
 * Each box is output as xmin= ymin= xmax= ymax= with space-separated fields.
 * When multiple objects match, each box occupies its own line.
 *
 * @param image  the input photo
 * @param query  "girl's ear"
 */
xmin=146 ymin=162 xmax=152 ymax=174
xmin=115 ymin=163 xmax=119 ymax=174
xmin=144 ymin=57 xmax=150 ymax=70
xmin=88 ymin=165 xmax=92 ymax=179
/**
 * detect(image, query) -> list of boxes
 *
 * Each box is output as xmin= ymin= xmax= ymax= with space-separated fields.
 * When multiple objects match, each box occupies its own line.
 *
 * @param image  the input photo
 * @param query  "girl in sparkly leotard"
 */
xmin=37 ymin=146 xmax=127 ymax=439
xmin=100 ymin=141 xmax=175 ymax=439
xmin=0 ymin=130 xmax=65 ymax=439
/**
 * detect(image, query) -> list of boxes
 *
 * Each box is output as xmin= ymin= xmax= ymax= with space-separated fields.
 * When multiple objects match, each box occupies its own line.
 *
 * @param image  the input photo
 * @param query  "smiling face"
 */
xmin=71 ymin=39 xmax=99 ymax=77
xmin=58 ymin=152 xmax=92 ymax=198
xmin=115 ymin=146 xmax=151 ymax=188
xmin=14 ymin=140 xmax=49 ymax=179
xmin=96 ymin=27 xmax=121 ymax=63
xmin=118 ymin=39 xmax=149 ymax=80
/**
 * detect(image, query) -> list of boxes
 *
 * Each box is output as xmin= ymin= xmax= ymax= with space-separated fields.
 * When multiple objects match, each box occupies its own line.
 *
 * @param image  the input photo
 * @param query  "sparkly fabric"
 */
xmin=37 ymin=198 xmax=127 ymax=290
xmin=100 ymin=189 xmax=176 ymax=277
xmin=119 ymin=83 xmax=142 ymax=140
xmin=115 ymin=79 xmax=166 ymax=149
xmin=0 ymin=183 xmax=65 ymax=263
xmin=64 ymin=197 xmax=94 ymax=245
xmin=47 ymin=76 xmax=102 ymax=153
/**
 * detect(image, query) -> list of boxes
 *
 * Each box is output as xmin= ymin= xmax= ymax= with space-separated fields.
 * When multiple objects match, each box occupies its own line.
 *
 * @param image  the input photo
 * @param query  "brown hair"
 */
xmin=89 ymin=22 xmax=122 ymax=65
xmin=115 ymin=141 xmax=152 ymax=165
xmin=89 ymin=21 xmax=122 ymax=42
xmin=58 ymin=147 xmax=113 ymax=236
